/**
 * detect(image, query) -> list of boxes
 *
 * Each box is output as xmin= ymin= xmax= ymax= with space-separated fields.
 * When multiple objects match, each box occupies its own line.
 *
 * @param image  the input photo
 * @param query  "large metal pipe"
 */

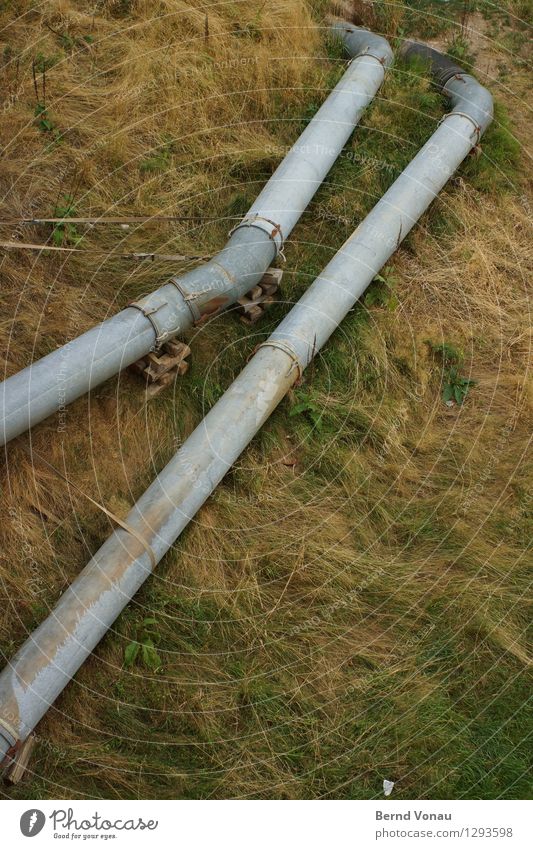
xmin=0 ymin=42 xmax=493 ymax=762
xmin=0 ymin=24 xmax=392 ymax=447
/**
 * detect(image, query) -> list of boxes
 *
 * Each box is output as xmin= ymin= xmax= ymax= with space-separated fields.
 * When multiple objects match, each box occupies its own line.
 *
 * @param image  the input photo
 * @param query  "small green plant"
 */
xmin=59 ymin=32 xmax=76 ymax=51
xmin=140 ymin=151 xmax=169 ymax=173
xmin=124 ymin=618 xmax=162 ymax=671
xmin=289 ymin=391 xmax=323 ymax=431
xmin=33 ymin=52 xmax=58 ymax=73
xmin=447 ymin=35 xmax=476 ymax=68
xmin=364 ymin=266 xmax=399 ymax=310
xmin=43 ymin=16 xmax=96 ymax=51
xmin=34 ymin=101 xmax=54 ymax=133
xmin=429 ymin=341 xmax=476 ymax=405
xmin=57 ymin=31 xmax=95 ymax=51
xmin=32 ymin=55 xmax=61 ymax=142
xmin=429 ymin=341 xmax=463 ymax=366
xmin=52 ymin=195 xmax=82 ymax=246
xmin=33 ymin=104 xmax=61 ymax=143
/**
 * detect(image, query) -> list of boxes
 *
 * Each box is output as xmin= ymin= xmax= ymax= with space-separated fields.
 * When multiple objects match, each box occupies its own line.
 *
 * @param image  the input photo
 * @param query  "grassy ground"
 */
xmin=0 ymin=0 xmax=531 ymax=799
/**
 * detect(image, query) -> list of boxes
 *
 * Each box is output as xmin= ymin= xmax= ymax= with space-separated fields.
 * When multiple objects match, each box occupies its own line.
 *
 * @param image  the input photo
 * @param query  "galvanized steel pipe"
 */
xmin=0 ymin=24 xmax=392 ymax=446
xmin=0 ymin=42 xmax=493 ymax=762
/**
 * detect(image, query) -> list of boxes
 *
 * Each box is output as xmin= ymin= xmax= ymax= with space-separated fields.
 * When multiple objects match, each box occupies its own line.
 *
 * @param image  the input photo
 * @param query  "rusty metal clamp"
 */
xmin=229 ymin=214 xmax=286 ymax=260
xmin=438 ymin=110 xmax=481 ymax=143
xmin=169 ymin=278 xmax=203 ymax=323
xmin=129 ymin=288 xmax=191 ymax=349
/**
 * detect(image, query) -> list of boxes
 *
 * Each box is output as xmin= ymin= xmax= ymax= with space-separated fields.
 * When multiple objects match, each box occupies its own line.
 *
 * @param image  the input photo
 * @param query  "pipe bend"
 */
xmin=170 ymin=22 xmax=394 ymax=320
xmin=400 ymin=39 xmax=493 ymax=136
xmin=330 ymin=21 xmax=394 ymax=68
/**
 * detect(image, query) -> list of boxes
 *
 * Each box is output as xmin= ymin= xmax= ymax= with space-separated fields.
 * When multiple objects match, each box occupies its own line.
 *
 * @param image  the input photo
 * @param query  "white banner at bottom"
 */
xmin=0 ymin=799 xmax=530 ymax=849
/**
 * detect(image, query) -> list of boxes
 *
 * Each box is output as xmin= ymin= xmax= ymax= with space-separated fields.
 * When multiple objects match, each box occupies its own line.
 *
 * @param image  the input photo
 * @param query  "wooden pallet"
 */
xmin=235 ymin=267 xmax=282 ymax=325
xmin=129 ymin=339 xmax=191 ymax=398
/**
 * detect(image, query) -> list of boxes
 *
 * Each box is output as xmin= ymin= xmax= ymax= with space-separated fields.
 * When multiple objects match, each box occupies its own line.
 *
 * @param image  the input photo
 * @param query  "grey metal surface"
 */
xmin=0 ymin=47 xmax=492 ymax=761
xmin=0 ymin=25 xmax=392 ymax=446
xmin=268 ymin=73 xmax=493 ymax=369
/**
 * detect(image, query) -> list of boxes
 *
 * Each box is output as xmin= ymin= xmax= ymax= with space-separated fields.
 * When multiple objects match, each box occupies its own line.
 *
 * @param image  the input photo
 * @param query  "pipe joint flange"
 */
xmin=170 ymin=278 xmax=203 ymax=323
xmin=229 ymin=215 xmax=285 ymax=260
xmin=253 ymin=339 xmax=304 ymax=382
xmin=349 ymin=48 xmax=387 ymax=67
xmin=438 ymin=109 xmax=481 ymax=142
xmin=129 ymin=289 xmax=190 ymax=349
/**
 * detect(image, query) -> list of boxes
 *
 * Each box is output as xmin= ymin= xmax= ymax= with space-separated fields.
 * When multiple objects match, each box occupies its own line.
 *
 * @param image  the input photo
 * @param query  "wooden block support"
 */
xmin=4 ymin=734 xmax=36 ymax=785
xmin=236 ymin=266 xmax=282 ymax=325
xmin=130 ymin=340 xmax=191 ymax=398
xmin=129 ymin=267 xmax=282 ymax=395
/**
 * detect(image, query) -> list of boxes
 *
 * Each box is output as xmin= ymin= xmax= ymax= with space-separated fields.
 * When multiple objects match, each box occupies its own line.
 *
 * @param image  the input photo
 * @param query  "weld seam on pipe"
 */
xmin=253 ymin=339 xmax=304 ymax=380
